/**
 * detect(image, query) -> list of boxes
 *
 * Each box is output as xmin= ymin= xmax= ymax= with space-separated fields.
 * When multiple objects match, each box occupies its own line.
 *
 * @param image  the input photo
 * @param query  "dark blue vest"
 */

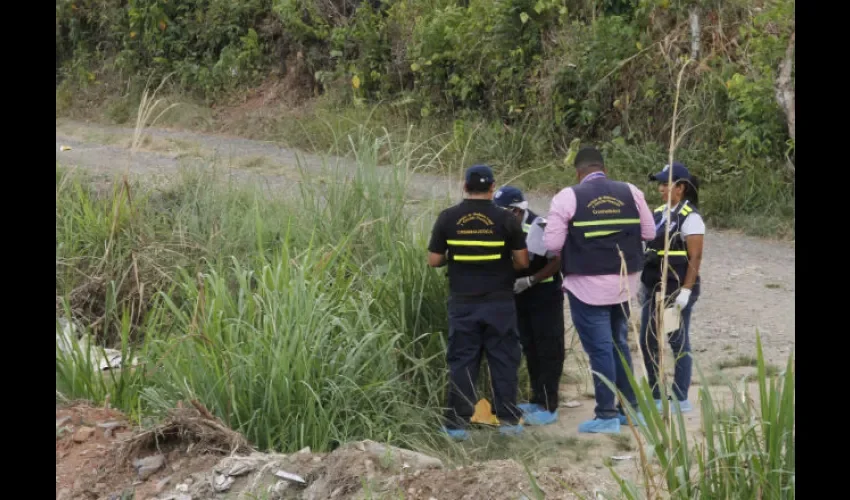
xmin=562 ymin=177 xmax=643 ymax=276
xmin=641 ymin=201 xmax=701 ymax=298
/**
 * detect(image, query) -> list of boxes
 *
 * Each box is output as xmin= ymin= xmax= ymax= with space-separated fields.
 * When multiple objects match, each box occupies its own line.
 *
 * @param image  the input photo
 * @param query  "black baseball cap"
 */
xmin=464 ymin=164 xmax=495 ymax=185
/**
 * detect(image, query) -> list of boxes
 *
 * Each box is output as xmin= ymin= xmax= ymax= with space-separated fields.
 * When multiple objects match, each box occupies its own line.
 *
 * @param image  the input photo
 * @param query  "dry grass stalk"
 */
xmin=655 ymin=58 xmax=693 ymax=428
xmin=616 ymin=250 xmax=657 ymax=499
xmin=131 ymin=73 xmax=179 ymax=157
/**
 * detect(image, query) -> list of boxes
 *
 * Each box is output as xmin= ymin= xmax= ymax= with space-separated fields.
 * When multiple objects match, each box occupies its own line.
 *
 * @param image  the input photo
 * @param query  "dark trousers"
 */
xmin=444 ymin=298 xmax=522 ymax=428
xmin=566 ymin=291 xmax=638 ymax=420
xmin=517 ymin=286 xmax=565 ymax=412
xmin=639 ymin=287 xmax=697 ymax=401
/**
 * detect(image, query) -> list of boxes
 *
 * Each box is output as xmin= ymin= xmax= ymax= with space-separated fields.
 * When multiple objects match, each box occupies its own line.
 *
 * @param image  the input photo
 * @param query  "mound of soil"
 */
xmin=56 ymin=402 xmax=591 ymax=500
xmin=56 ymin=402 xmax=240 ymax=500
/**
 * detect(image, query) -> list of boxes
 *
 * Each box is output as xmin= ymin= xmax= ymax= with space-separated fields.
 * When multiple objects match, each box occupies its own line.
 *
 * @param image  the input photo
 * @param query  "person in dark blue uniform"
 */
xmin=493 ymin=186 xmax=565 ymax=426
xmin=428 ymin=165 xmax=530 ymax=440
xmin=639 ymin=162 xmax=705 ymax=414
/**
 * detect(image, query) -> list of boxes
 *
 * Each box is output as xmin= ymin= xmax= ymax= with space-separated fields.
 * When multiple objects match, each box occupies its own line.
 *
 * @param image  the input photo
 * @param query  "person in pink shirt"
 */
xmin=543 ymin=147 xmax=656 ymax=434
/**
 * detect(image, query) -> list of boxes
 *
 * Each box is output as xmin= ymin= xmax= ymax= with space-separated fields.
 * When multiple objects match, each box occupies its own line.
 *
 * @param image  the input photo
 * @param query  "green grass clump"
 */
xmin=717 ymin=355 xmax=759 ymax=370
xmin=56 ymin=132 xmax=453 ymax=453
xmin=607 ymin=333 xmax=795 ymax=499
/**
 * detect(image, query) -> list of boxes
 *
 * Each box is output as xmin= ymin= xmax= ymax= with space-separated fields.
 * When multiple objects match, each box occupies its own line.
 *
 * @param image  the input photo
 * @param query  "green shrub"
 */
xmin=56 ymin=0 xmax=796 ymax=235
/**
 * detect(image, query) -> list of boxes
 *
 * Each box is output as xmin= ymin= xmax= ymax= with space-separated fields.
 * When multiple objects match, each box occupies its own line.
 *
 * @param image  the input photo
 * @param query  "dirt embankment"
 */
xmin=56 ymin=402 xmax=596 ymax=500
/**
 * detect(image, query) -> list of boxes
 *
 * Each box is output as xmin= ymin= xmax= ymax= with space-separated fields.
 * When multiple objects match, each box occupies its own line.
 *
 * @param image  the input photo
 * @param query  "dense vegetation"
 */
xmin=56 ymin=136 xmax=452 ymax=452
xmin=56 ymin=0 xmax=795 ymax=236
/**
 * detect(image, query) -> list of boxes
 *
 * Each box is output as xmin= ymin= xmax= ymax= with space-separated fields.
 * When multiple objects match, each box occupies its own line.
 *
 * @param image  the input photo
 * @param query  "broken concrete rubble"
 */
xmin=73 ymin=426 xmax=95 ymax=443
xmin=133 ymin=454 xmax=166 ymax=480
xmin=152 ymin=440 xmax=445 ymax=500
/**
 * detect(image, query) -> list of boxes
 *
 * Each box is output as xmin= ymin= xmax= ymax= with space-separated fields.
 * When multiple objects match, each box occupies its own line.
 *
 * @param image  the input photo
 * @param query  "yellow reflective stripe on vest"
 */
xmin=657 ymin=250 xmax=687 ymax=256
xmin=447 ymin=240 xmax=506 ymax=247
xmin=540 ymin=276 xmax=554 ymax=283
xmin=448 ymin=239 xmax=504 ymax=262
xmin=573 ymin=218 xmax=640 ymax=227
xmin=585 ymin=229 xmax=620 ymax=238
xmin=453 ymin=254 xmax=502 ymax=261
xmin=654 ymin=204 xmax=666 ymax=213
xmin=522 ymin=224 xmax=532 ymax=233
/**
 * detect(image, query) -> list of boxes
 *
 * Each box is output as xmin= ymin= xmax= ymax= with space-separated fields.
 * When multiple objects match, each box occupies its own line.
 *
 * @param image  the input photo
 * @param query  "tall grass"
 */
xmin=56 ymin=133 xmax=453 ymax=452
xmin=605 ymin=333 xmax=795 ymax=499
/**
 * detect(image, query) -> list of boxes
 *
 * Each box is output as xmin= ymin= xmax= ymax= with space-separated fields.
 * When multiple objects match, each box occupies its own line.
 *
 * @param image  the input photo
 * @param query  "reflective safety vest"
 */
xmin=641 ymin=201 xmax=701 ymax=297
xmin=443 ymin=200 xmax=517 ymax=297
xmin=562 ymin=178 xmax=643 ymax=276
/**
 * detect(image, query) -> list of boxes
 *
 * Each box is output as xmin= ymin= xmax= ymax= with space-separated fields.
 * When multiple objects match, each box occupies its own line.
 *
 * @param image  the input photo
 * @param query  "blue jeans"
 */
xmin=638 ymin=286 xmax=696 ymax=401
xmin=566 ymin=291 xmax=638 ymax=420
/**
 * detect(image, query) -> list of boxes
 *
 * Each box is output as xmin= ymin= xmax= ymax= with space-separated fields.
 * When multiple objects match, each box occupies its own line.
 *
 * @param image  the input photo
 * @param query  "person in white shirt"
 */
xmin=639 ymin=162 xmax=705 ymax=414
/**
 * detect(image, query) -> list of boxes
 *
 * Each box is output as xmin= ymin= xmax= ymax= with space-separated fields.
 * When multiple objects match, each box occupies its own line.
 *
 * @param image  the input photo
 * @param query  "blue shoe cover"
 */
xmin=440 ymin=426 xmax=469 ymax=440
xmin=618 ymin=412 xmax=646 ymax=426
xmin=674 ymin=400 xmax=693 ymax=413
xmin=517 ymin=403 xmax=544 ymax=413
xmin=524 ymin=410 xmax=558 ymax=426
xmin=578 ymin=418 xmax=621 ymax=434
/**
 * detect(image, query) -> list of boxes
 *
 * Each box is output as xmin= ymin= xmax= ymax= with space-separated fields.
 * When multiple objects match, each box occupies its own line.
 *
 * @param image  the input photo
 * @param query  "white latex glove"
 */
xmin=674 ymin=288 xmax=691 ymax=310
xmin=514 ymin=276 xmax=534 ymax=294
